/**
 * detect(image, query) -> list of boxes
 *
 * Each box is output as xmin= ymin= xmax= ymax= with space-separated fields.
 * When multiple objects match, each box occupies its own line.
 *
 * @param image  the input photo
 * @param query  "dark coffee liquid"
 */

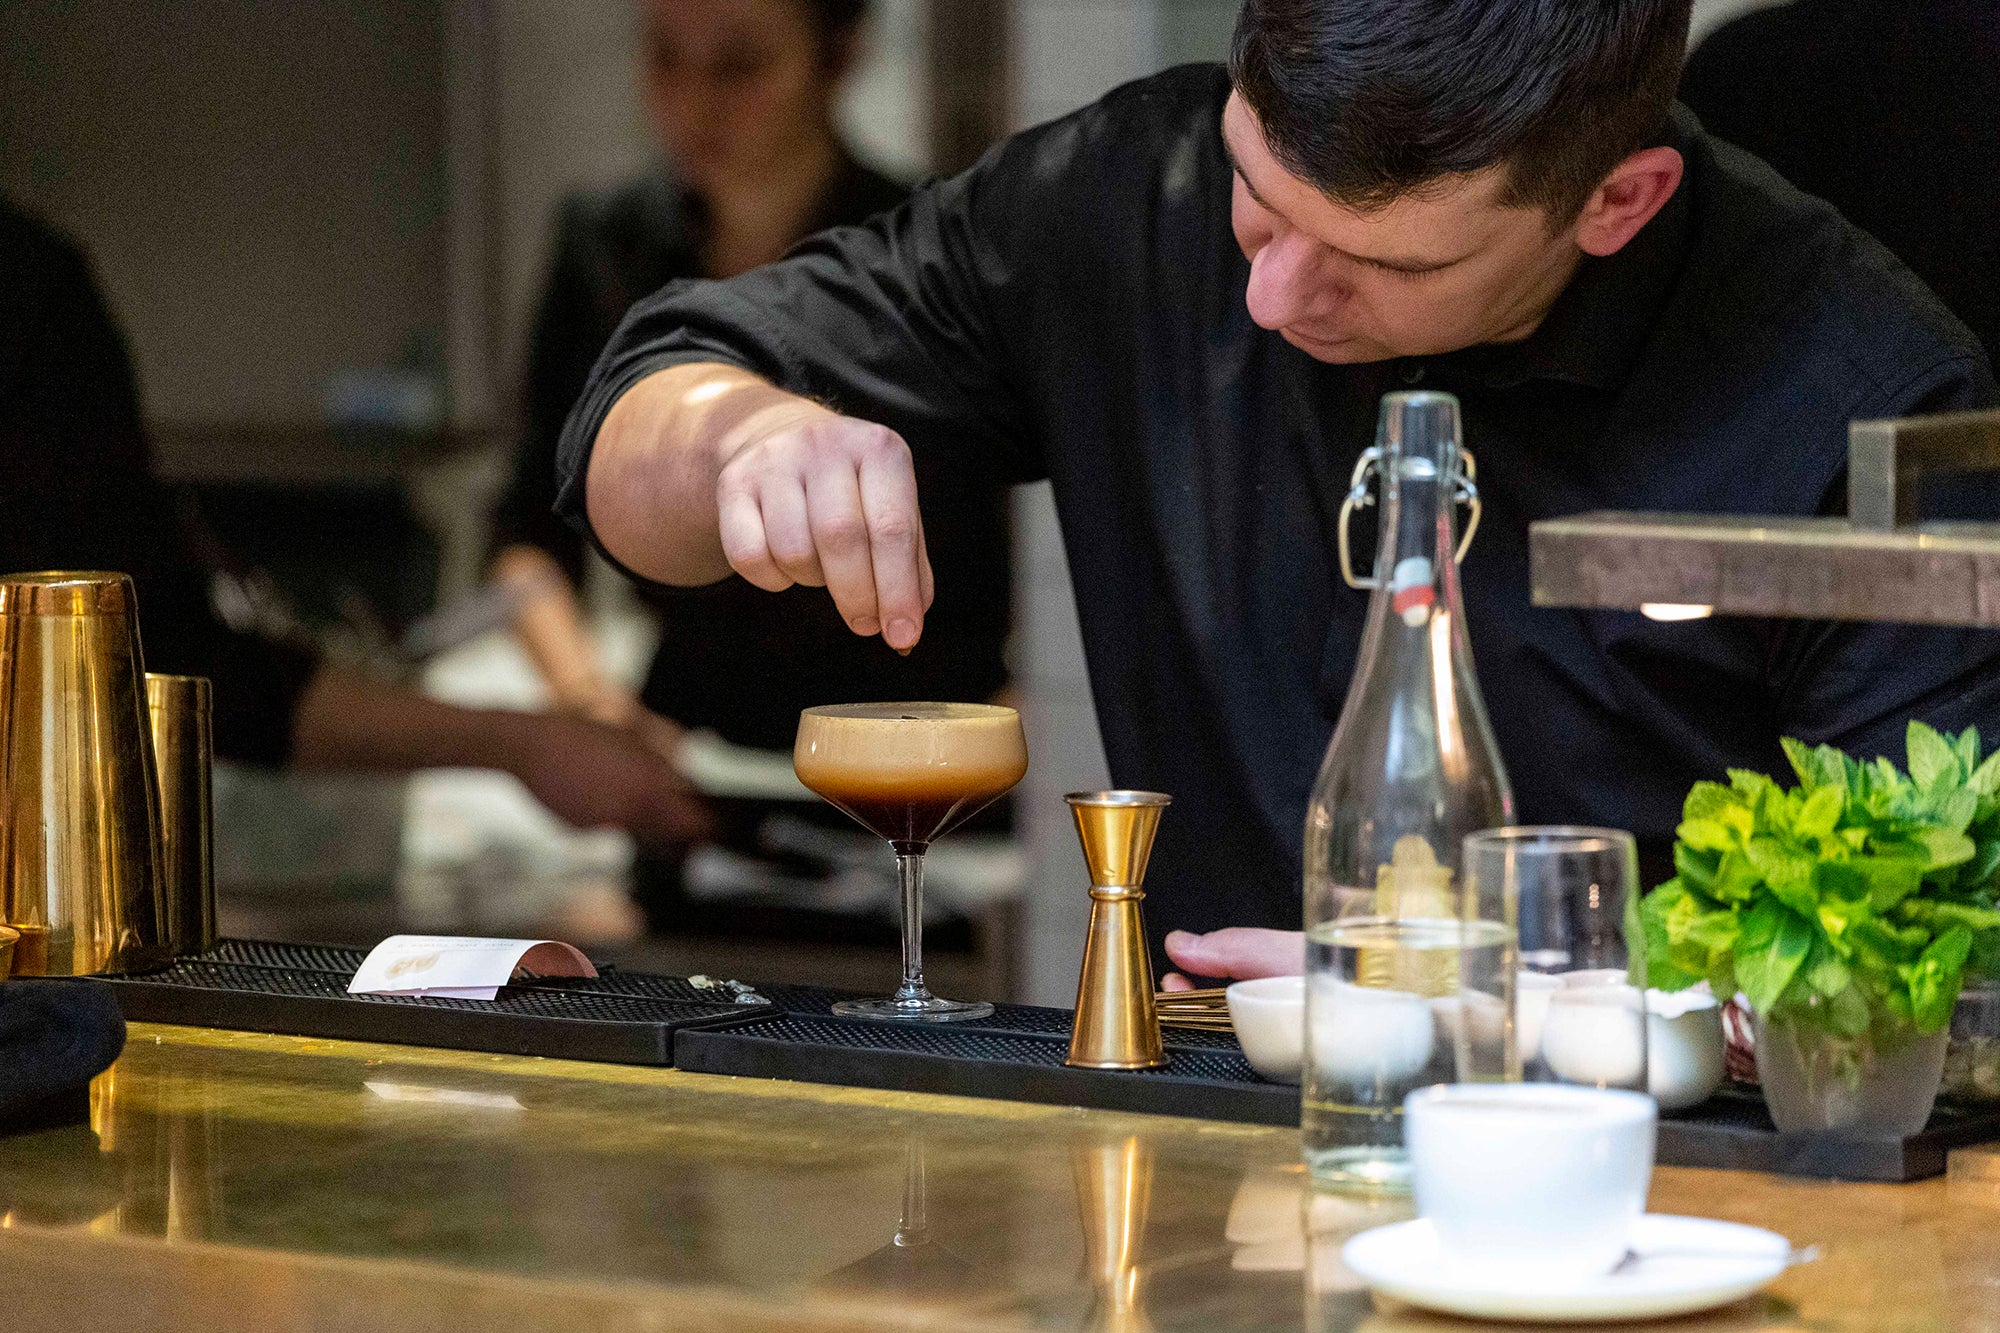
xmin=810 ymin=772 xmax=1020 ymax=847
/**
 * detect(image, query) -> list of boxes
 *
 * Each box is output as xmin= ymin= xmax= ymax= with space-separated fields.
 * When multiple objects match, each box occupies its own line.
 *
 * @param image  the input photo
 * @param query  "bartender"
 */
xmin=554 ymin=0 xmax=1999 ymax=976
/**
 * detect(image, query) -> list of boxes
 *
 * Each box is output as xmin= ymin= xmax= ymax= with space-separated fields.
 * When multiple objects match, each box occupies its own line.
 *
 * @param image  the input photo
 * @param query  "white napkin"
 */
xmin=346 ymin=935 xmax=596 ymax=1001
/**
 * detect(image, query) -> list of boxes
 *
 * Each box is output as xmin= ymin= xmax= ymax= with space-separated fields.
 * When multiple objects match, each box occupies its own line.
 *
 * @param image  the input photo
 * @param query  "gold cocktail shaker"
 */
xmin=147 ymin=673 xmax=216 ymax=955
xmin=1065 ymin=791 xmax=1171 ymax=1070
xmin=0 ymin=572 xmax=170 ymax=975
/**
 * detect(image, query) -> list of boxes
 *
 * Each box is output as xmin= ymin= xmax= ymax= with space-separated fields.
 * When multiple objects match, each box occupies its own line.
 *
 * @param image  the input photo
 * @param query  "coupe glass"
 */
xmin=1463 ymin=826 xmax=1649 ymax=1093
xmin=794 ymin=703 xmax=1027 ymax=1021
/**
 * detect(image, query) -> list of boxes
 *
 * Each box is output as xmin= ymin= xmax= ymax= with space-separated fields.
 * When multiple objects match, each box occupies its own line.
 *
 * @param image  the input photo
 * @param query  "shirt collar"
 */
xmin=1436 ymin=107 xmax=1700 ymax=393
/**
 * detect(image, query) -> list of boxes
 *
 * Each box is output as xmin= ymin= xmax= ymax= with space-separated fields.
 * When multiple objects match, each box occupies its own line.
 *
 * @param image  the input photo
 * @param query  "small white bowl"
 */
xmin=1227 ymin=975 xmax=1306 ymax=1085
xmin=1648 ymin=989 xmax=1726 ymax=1111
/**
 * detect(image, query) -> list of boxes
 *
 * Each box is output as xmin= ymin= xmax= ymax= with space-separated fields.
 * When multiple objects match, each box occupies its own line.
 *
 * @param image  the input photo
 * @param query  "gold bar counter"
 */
xmin=4 ymin=1025 xmax=1999 ymax=1332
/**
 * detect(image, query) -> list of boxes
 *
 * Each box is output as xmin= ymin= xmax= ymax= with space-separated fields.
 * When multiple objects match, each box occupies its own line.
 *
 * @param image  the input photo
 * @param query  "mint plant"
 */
xmin=1643 ymin=722 xmax=2000 ymax=1059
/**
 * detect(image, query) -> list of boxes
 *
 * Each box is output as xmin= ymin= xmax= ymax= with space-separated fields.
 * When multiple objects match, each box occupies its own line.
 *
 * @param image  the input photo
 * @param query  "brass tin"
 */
xmin=1065 ymin=792 xmax=1171 ymax=1071
xmin=147 ymin=674 xmax=216 ymax=955
xmin=0 ymin=925 xmax=16 ymax=980
xmin=0 ymin=571 xmax=170 ymax=975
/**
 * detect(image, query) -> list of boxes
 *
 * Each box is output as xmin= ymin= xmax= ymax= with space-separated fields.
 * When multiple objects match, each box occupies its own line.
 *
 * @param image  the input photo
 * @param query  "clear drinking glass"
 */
xmin=1464 ymin=827 xmax=1648 ymax=1093
xmin=793 ymin=703 xmax=1027 ymax=1022
xmin=1302 ymin=917 xmax=1514 ymax=1193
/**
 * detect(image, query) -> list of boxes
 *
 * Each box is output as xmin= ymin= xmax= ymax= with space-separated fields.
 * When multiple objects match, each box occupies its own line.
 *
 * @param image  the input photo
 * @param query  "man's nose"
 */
xmin=1243 ymin=233 xmax=1335 ymax=332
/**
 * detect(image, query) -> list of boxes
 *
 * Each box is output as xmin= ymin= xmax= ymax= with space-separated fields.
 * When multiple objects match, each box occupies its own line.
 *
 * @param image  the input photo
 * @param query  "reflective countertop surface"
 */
xmin=4 ymin=1024 xmax=1999 ymax=1331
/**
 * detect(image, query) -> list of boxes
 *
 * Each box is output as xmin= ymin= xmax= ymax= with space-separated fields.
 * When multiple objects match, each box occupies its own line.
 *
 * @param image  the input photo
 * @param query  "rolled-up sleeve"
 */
xmin=552 ymin=144 xmax=1057 ymax=558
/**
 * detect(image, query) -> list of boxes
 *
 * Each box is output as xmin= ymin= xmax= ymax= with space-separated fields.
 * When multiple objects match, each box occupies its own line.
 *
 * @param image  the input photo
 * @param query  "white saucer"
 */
xmin=1342 ymin=1214 xmax=1791 ymax=1323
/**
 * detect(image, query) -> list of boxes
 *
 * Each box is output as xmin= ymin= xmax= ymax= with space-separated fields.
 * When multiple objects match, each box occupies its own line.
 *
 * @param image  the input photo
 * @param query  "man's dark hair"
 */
xmin=1230 ymin=0 xmax=1692 ymax=222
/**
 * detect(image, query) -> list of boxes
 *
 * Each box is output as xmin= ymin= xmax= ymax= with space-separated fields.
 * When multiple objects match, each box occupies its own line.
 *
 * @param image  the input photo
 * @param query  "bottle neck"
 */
xmin=1369 ymin=440 xmax=1465 ymax=634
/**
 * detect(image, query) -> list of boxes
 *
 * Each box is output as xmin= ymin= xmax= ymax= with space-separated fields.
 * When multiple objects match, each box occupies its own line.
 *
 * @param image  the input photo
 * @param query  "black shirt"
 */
xmin=1682 ymin=0 xmax=2000 ymax=362
xmin=557 ymin=65 xmax=2000 ymax=940
xmin=499 ymin=158 xmax=1012 ymax=753
xmin=0 ymin=201 xmax=315 ymax=765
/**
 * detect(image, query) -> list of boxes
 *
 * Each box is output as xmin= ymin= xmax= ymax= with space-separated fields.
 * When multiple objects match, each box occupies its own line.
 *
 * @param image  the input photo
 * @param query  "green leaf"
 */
xmin=1909 ymin=720 xmax=1960 ymax=789
xmin=1795 ymin=785 xmax=1843 ymax=841
xmin=1737 ymin=901 xmax=1815 ymax=1015
xmin=1782 ymin=738 xmax=1848 ymax=793
xmin=1856 ymin=856 xmax=1923 ymax=912
xmin=1930 ymin=789 xmax=1980 ymax=836
xmin=1676 ymin=818 xmax=1740 ymax=855
xmin=1673 ymin=842 xmax=1720 ymax=895
xmin=1916 ymin=827 xmax=1978 ymax=871
xmin=1903 ymin=926 xmax=1973 ymax=1032
xmin=1686 ymin=911 xmax=1742 ymax=954
xmin=1850 ymin=917 xmax=1924 ymax=967
xmin=1969 ymin=750 xmax=2000 ymax=800
xmin=1683 ymin=781 xmax=1739 ymax=823
xmin=1928 ymin=902 xmax=2000 ymax=932
xmin=1711 ymin=849 xmax=1763 ymax=904
xmin=1640 ymin=882 xmax=1705 ymax=990
xmin=1803 ymin=939 xmax=1853 ymax=998
xmin=1966 ymin=839 xmax=2000 ymax=890
xmin=1957 ymin=727 xmax=1983 ymax=773
xmin=1746 ymin=836 xmax=1814 ymax=895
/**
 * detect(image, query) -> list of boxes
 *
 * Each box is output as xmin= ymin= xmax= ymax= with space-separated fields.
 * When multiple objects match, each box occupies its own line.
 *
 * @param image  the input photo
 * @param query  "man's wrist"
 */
xmin=711 ymin=388 xmax=839 ymax=471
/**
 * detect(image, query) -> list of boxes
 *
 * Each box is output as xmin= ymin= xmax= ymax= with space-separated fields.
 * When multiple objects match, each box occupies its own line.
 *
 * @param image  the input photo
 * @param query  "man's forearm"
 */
xmin=583 ymin=362 xmax=833 ymax=586
xmin=289 ymin=666 xmax=544 ymax=775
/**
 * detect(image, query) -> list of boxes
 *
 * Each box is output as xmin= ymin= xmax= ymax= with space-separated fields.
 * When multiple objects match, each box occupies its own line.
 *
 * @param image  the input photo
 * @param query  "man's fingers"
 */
xmin=856 ymin=435 xmax=928 ymax=651
xmin=1163 ymin=928 xmax=1306 ymax=981
xmin=717 ymin=484 xmax=791 ymax=592
xmin=806 ymin=464 xmax=883 ymax=636
xmin=1160 ymin=972 xmax=1195 ymax=992
xmin=757 ymin=474 xmax=825 ymax=587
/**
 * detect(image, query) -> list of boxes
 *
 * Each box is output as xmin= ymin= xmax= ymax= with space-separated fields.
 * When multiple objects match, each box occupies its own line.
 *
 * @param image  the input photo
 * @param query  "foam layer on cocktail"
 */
xmin=795 ymin=703 xmax=1027 ymax=846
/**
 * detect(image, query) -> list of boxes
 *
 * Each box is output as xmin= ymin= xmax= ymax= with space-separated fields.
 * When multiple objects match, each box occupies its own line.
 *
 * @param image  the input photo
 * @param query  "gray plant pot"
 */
xmin=1752 ymin=1010 xmax=1948 ymax=1136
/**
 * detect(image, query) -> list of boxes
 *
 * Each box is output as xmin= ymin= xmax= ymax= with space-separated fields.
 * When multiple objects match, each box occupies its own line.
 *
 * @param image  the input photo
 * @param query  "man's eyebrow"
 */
xmin=1221 ymin=132 xmax=1474 ymax=275
xmin=1220 ymin=136 xmax=1277 ymax=212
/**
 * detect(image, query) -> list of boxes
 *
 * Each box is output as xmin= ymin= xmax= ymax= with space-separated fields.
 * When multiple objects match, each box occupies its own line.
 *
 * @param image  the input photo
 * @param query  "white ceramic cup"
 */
xmin=1226 ymin=975 xmax=1306 ymax=1084
xmin=1404 ymin=1082 xmax=1657 ymax=1285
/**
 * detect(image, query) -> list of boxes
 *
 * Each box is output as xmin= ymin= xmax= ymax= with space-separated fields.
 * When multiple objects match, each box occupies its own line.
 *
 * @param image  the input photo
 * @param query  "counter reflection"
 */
xmin=1 ymin=1027 xmax=1309 ymax=1330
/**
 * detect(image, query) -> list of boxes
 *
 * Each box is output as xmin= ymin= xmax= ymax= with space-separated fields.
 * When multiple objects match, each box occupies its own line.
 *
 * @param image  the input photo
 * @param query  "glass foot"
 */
xmin=833 ymin=994 xmax=995 ymax=1023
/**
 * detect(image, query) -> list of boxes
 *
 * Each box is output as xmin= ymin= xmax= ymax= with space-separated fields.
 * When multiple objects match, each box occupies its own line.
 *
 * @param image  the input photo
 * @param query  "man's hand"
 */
xmin=714 ymin=407 xmax=935 ymax=652
xmin=586 ymin=364 xmax=934 ymax=652
xmin=509 ymin=712 xmax=716 ymax=850
xmin=1161 ymin=927 xmax=1305 ymax=990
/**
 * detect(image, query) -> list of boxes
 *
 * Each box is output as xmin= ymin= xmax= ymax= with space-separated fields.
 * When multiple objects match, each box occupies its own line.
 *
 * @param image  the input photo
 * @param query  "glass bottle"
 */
xmin=1302 ymin=390 xmax=1515 ymax=1191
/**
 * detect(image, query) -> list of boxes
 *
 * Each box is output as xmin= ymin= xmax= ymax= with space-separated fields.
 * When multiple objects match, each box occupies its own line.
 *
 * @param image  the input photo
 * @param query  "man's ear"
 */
xmin=1574 ymin=147 xmax=1684 ymax=257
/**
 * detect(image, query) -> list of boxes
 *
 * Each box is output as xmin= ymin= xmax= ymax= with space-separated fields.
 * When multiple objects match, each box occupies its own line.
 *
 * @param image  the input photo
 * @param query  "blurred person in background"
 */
xmin=1680 ymin=0 xmax=1998 ymax=361
xmin=0 ymin=197 xmax=714 ymax=862
xmin=489 ymin=0 xmax=1012 ymax=932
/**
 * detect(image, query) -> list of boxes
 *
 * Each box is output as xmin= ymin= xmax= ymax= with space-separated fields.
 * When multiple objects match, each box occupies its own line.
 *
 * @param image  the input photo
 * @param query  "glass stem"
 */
xmin=894 ymin=846 xmax=930 ymax=1003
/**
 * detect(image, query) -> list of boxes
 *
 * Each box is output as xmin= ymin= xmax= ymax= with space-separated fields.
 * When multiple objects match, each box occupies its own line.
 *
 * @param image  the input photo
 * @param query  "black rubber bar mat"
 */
xmin=674 ymin=1011 xmax=1301 ymax=1125
xmin=103 ymin=940 xmax=772 ymax=1066
xmin=1654 ymin=1084 xmax=2000 ymax=1182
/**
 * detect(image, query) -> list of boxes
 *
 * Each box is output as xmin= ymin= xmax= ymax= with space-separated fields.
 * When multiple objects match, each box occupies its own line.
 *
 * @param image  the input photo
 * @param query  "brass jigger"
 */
xmin=1066 ymin=791 xmax=1171 ymax=1070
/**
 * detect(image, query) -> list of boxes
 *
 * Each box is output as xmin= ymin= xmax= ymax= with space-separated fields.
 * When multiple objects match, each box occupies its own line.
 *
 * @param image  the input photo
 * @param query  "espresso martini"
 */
xmin=795 ymin=703 xmax=1027 ymax=1021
